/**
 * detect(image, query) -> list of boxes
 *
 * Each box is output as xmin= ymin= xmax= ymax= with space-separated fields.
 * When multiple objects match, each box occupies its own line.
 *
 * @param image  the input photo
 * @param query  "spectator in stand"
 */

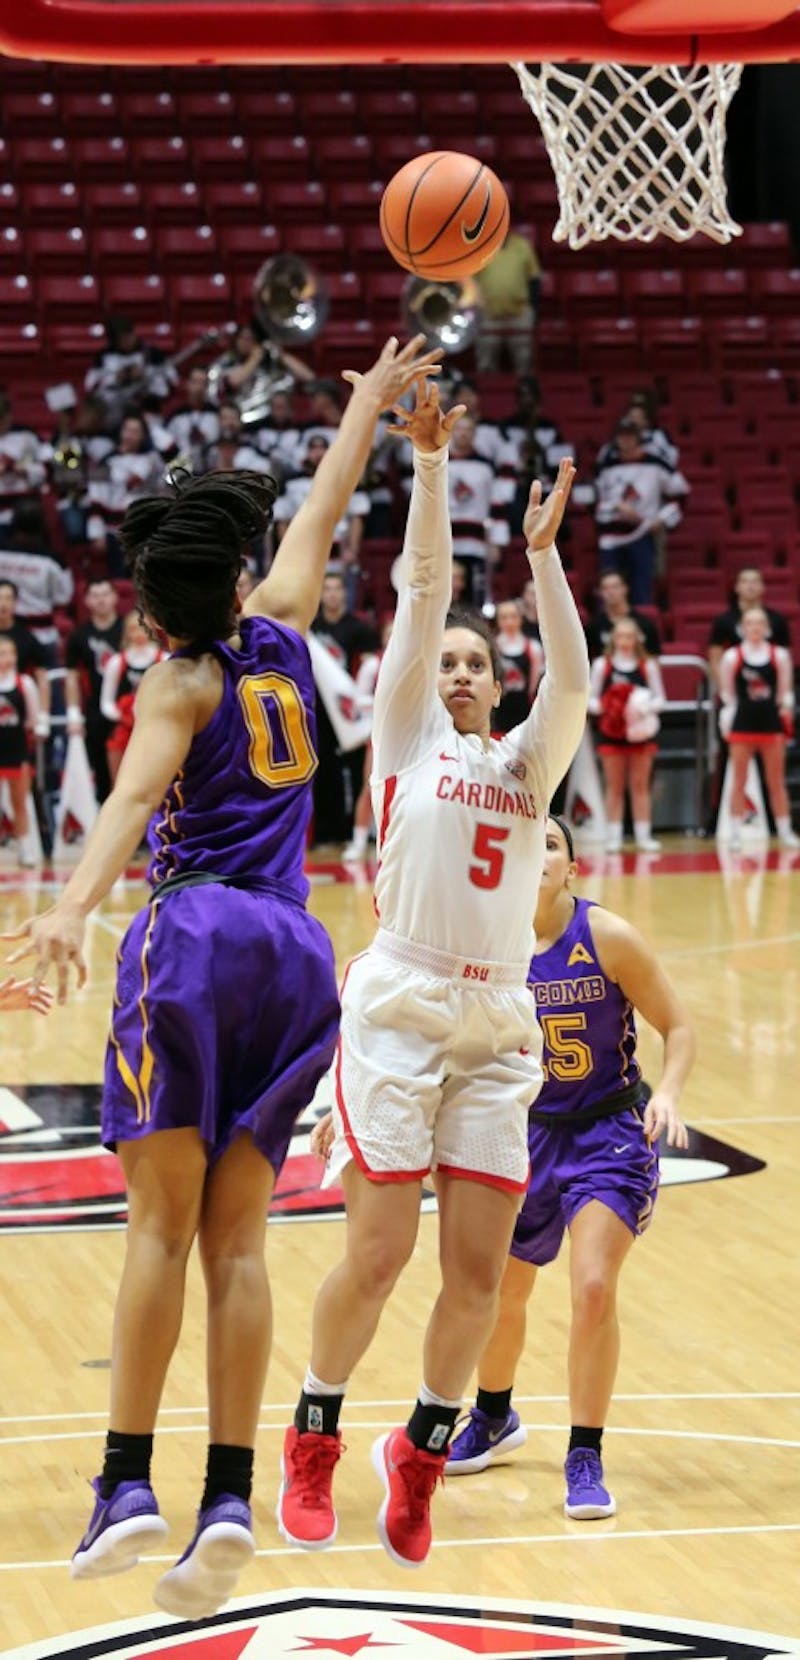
xmin=594 ymin=417 xmax=689 ymax=606
xmin=718 ymin=605 xmax=798 ymax=849
xmin=475 ymin=226 xmax=542 ymax=374
xmin=342 ymin=614 xmax=394 ymax=864
xmin=450 ymin=560 xmax=469 ymax=606
xmin=0 ymin=502 xmax=73 ymax=662
xmin=209 ymin=322 xmax=312 ymax=420
xmin=99 ymin=611 xmax=168 ymax=786
xmin=596 ymin=388 xmax=679 ymax=473
xmin=41 ymin=392 xmax=114 ymax=546
xmin=441 ymin=414 xmax=510 ymax=606
xmin=0 ymin=634 xmax=40 ymax=867
xmin=87 ymin=413 xmax=165 ymax=579
xmin=201 ymin=402 xmax=275 ymax=483
xmin=708 ymin=567 xmax=791 ymax=686
xmin=503 ymin=435 xmax=555 ymax=541
xmin=0 ymin=391 xmax=46 ymax=532
xmin=254 ymin=388 xmax=305 ymax=480
xmin=493 ymin=598 xmax=544 ymax=734
xmin=64 ymin=578 xmax=124 ymax=804
xmin=275 ymin=437 xmax=369 ymax=609
xmin=85 ymin=315 xmax=177 ymax=433
xmin=165 ymin=367 xmax=220 ymax=472
xmin=500 ymin=376 xmax=561 ymax=462
xmin=0 ymin=579 xmax=50 ymax=727
xmin=585 ymin=569 xmax=661 ymax=660
xmin=310 ymin=571 xmax=379 ymax=847
xmin=444 ymin=379 xmax=506 ymax=467
xmin=519 ymin=577 xmax=542 ymax=643
xmin=589 ymin=617 xmax=666 ymax=854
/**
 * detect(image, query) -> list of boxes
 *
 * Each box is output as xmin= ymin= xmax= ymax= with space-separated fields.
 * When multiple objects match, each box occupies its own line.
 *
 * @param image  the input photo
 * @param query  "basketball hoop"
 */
xmin=513 ymin=60 xmax=743 ymax=248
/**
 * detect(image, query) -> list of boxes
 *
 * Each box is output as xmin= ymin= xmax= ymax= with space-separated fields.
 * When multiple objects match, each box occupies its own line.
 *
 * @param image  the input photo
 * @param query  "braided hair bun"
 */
xmin=120 ymin=469 xmax=278 ymax=645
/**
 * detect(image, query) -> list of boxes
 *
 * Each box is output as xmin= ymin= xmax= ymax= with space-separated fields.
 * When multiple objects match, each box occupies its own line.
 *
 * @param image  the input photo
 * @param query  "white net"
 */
xmin=513 ymin=60 xmax=743 ymax=248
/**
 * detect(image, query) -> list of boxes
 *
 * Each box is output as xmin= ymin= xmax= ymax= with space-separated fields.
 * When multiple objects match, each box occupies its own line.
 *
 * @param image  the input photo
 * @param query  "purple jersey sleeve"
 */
xmin=147 ymin=614 xmax=318 ymax=899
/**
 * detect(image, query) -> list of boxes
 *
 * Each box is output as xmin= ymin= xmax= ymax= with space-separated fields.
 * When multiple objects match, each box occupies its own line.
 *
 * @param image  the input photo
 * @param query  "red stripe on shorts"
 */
xmin=333 ymin=951 xmax=430 ymax=1186
xmin=436 ymin=1161 xmax=531 ymax=1196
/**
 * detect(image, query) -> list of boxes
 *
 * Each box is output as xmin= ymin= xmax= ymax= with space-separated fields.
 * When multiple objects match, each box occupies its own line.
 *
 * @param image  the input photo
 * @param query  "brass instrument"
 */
xmin=207 ymin=256 xmax=331 ymax=428
xmin=402 ymin=275 xmax=483 ymax=355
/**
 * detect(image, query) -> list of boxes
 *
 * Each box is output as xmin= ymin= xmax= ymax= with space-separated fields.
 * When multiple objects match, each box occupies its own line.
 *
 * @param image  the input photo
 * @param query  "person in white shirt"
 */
xmin=594 ymin=419 xmax=689 ymax=606
xmin=0 ymin=393 xmax=46 ymax=531
xmin=589 ymin=616 xmax=666 ymax=853
xmin=275 ymin=436 xmax=370 ymax=607
xmin=278 ymin=390 xmax=588 ymax=1570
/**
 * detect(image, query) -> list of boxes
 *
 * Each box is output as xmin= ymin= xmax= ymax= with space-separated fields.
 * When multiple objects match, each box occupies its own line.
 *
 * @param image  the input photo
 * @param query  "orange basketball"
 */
xmin=379 ymin=150 xmax=510 ymax=280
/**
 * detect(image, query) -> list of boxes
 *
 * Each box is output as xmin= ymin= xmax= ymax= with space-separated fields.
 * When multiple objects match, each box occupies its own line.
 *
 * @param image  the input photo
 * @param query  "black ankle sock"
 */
xmin=295 ymin=1390 xmax=343 ymax=1438
xmin=569 ymin=1425 xmax=603 ymax=1455
xmin=99 ymin=1430 xmax=153 ymax=1498
xmin=476 ymin=1387 xmax=513 ymax=1420
xmin=406 ymin=1399 xmax=460 ymax=1454
xmin=201 ymin=1443 xmax=254 ymax=1510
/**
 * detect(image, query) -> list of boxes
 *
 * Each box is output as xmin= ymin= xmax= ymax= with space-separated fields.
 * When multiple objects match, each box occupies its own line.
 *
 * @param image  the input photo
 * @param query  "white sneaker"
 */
xmin=779 ymin=829 xmax=800 ymax=849
xmin=342 ymin=841 xmax=368 ymax=863
xmin=635 ymin=836 xmax=662 ymax=853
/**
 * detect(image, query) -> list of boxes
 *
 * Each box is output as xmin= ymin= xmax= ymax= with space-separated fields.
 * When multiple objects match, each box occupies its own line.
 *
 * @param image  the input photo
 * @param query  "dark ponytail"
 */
xmin=120 ymin=468 xmax=278 ymax=645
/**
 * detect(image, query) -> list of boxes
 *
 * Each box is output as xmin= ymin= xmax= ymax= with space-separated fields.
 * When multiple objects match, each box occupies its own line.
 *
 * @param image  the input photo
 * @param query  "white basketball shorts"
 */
xmin=327 ymin=931 xmax=543 ymax=1194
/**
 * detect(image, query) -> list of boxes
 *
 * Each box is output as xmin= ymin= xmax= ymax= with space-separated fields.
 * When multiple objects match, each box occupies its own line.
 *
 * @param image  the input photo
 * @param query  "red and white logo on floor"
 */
xmin=3 ymin=1592 xmax=797 ymax=1660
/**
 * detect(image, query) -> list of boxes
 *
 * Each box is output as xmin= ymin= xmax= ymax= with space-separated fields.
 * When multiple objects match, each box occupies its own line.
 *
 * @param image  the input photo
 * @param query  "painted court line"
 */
xmin=2 ymin=1519 xmax=800 ymax=1574
xmin=1 ymin=1389 xmax=798 ymax=1427
xmin=3 ymin=1421 xmax=799 ymax=1451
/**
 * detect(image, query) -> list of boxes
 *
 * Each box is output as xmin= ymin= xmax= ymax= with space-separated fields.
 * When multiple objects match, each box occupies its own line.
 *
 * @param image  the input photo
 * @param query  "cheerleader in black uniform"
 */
xmin=493 ymin=598 xmax=544 ymax=735
xmin=719 ymin=605 xmax=798 ymax=849
xmin=0 ymin=635 xmax=39 ymax=866
xmin=589 ymin=616 xmax=665 ymax=853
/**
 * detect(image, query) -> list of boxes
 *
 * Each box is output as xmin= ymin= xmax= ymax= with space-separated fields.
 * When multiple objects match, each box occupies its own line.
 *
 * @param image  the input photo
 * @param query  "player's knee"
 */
xmin=443 ymin=1248 xmax=506 ymax=1308
xmin=347 ymin=1231 xmax=413 ymax=1299
xmin=572 ymin=1271 xmax=616 ymax=1325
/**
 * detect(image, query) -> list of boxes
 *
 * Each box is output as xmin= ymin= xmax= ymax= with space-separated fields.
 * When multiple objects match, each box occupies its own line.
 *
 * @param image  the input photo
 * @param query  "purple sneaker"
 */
xmin=71 ymin=1478 xmax=168 ymax=1580
xmin=445 ymin=1408 xmax=527 ymax=1476
xmin=153 ymin=1493 xmax=255 ymax=1619
xmin=564 ymin=1448 xmax=616 ymax=1518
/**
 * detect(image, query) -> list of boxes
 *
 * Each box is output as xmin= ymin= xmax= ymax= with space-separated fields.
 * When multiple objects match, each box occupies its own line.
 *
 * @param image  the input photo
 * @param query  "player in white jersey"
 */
xmin=278 ymin=385 xmax=589 ymax=1568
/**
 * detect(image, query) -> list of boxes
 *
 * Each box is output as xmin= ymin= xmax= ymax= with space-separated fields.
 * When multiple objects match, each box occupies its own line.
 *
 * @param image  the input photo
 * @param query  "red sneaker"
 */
xmin=371 ymin=1427 xmax=446 ymax=1567
xmin=277 ymin=1425 xmax=342 ymax=1549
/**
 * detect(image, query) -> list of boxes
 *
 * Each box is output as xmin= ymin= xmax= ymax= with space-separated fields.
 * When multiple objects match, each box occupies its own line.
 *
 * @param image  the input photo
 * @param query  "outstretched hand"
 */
xmin=523 ymin=456 xmax=577 ymax=557
xmin=341 ymin=334 xmax=444 ymax=412
xmin=385 ymin=375 xmax=466 ymax=454
xmin=0 ymin=975 xmax=54 ymax=1016
xmin=0 ymin=905 xmax=88 ymax=1005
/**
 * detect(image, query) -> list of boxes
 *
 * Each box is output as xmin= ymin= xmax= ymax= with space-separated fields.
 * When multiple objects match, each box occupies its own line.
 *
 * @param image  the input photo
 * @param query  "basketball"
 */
xmin=379 ymin=150 xmax=510 ymax=280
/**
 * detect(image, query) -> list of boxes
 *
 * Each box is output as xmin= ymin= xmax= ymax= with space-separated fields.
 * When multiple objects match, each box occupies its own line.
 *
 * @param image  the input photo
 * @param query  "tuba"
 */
xmin=402 ymin=275 xmax=483 ymax=355
xmin=208 ymin=256 xmax=331 ymax=428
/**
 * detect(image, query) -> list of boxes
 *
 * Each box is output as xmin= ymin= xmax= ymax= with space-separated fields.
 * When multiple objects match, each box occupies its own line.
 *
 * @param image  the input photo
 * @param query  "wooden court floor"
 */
xmin=1 ymin=839 xmax=799 ymax=1650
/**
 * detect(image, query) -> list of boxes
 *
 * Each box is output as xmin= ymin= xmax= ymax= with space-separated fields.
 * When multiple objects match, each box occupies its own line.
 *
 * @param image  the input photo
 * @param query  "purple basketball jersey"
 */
xmin=147 ymin=614 xmax=318 ymax=898
xmin=529 ymin=898 xmax=641 ymax=1115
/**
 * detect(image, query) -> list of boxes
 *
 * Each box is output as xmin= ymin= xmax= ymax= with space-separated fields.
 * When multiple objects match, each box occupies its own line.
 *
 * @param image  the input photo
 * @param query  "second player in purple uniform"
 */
xmin=447 ymin=815 xmax=694 ymax=1518
xmin=4 ymin=334 xmax=443 ymax=1620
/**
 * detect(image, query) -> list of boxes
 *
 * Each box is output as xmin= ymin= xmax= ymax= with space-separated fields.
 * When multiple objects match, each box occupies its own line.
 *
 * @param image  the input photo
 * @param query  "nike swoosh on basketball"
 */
xmin=462 ymin=185 xmax=491 ymax=242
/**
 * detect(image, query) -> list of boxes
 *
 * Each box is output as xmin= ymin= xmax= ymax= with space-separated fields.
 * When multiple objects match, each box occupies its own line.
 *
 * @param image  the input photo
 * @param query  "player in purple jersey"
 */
xmin=3 ymin=334 xmax=441 ymax=1620
xmin=446 ymin=815 xmax=694 ymax=1518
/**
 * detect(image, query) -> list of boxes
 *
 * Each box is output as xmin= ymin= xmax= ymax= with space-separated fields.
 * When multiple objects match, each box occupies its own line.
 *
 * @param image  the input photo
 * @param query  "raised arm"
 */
xmin=512 ymin=460 xmax=590 ymax=796
xmin=591 ymin=906 xmax=694 ymax=1149
xmin=2 ymin=659 xmax=205 ymax=1000
xmin=243 ymin=336 xmax=442 ymax=637
xmin=371 ymin=379 xmax=465 ymax=777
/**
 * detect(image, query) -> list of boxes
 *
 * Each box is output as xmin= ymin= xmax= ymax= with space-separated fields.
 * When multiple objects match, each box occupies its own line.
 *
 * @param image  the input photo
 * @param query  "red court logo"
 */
xmin=6 ymin=1590 xmax=798 ymax=1660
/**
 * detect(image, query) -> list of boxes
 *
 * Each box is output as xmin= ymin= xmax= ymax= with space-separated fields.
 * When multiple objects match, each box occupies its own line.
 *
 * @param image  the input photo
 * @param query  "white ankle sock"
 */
xmin=419 ymin=1381 xmax=462 ymax=1411
xmin=304 ymin=1367 xmax=348 ymax=1397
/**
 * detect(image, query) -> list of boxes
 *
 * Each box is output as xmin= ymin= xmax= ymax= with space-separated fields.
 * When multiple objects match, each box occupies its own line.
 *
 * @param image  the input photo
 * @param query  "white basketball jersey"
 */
xmin=370 ymin=448 xmax=589 ymax=970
